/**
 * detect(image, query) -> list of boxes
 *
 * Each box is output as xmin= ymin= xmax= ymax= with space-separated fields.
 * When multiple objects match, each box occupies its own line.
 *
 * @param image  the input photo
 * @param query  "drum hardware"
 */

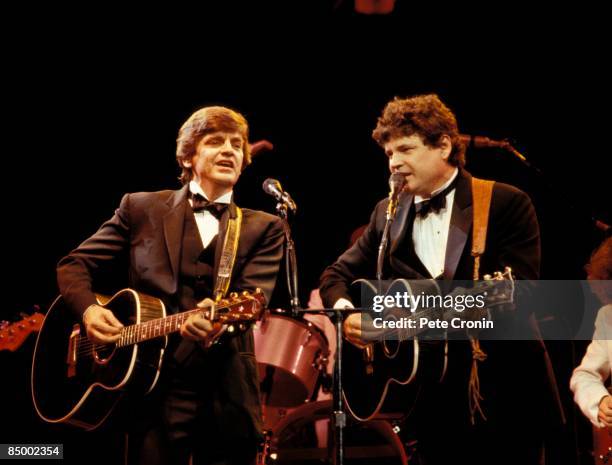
xmin=314 ymin=352 xmax=329 ymax=373
xmin=260 ymin=400 xmax=408 ymax=465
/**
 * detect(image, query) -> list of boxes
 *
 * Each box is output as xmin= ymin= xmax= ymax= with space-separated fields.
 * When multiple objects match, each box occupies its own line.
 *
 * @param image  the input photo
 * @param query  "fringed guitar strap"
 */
xmin=468 ymin=177 xmax=494 ymax=424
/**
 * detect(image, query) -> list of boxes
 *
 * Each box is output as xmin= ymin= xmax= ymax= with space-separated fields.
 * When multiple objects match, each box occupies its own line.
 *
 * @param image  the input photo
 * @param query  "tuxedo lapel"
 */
xmin=443 ymin=170 xmax=473 ymax=280
xmin=163 ymin=185 xmax=190 ymax=291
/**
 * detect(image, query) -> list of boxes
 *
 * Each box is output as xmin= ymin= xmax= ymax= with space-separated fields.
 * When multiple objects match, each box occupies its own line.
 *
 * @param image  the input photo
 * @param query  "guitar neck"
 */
xmin=115 ymin=308 xmax=209 ymax=348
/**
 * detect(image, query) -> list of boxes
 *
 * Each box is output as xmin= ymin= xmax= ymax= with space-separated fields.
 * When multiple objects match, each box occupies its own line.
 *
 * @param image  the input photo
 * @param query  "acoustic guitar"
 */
xmin=342 ymin=269 xmax=514 ymax=421
xmin=32 ymin=288 xmax=264 ymax=430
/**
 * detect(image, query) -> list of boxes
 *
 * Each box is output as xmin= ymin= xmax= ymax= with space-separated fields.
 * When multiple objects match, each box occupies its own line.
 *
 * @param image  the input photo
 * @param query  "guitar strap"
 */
xmin=468 ymin=177 xmax=494 ymax=424
xmin=213 ymin=205 xmax=243 ymax=303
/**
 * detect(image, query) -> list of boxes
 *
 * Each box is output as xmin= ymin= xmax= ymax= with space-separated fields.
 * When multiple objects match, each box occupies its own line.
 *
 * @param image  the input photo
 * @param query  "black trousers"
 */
xmin=413 ymin=342 xmax=549 ymax=465
xmin=126 ymin=354 xmax=258 ymax=465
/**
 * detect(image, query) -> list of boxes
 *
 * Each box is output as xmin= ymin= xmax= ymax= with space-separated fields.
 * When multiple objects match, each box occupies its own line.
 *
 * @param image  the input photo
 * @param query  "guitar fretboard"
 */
xmin=115 ymin=308 xmax=206 ymax=347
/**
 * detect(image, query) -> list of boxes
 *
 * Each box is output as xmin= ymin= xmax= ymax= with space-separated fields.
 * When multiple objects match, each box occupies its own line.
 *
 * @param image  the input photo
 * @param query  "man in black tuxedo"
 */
xmin=57 ymin=106 xmax=284 ymax=465
xmin=319 ymin=94 xmax=563 ymax=464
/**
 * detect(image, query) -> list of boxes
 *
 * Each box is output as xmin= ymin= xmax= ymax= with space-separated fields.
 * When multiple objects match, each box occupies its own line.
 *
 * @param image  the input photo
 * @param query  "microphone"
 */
xmin=386 ymin=172 xmax=406 ymax=220
xmin=459 ymin=134 xmax=510 ymax=149
xmin=262 ymin=178 xmax=297 ymax=212
xmin=460 ymin=133 xmax=528 ymax=163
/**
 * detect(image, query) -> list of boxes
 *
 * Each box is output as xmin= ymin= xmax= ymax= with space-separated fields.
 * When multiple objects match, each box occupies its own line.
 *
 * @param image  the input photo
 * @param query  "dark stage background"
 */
xmin=1 ymin=4 xmax=609 ymax=464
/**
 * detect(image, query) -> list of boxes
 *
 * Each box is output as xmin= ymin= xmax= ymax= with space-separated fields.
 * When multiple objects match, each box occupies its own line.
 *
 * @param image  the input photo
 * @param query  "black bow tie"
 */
xmin=414 ymin=179 xmax=457 ymax=218
xmin=191 ymin=194 xmax=228 ymax=219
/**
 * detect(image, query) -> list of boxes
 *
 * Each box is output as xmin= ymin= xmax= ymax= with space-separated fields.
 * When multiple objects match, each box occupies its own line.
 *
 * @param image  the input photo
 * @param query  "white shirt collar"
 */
xmin=188 ymin=180 xmax=232 ymax=205
xmin=414 ymin=168 xmax=459 ymax=204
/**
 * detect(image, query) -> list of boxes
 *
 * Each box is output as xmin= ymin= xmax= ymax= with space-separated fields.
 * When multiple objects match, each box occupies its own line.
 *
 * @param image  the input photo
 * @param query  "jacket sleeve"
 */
xmin=570 ymin=307 xmax=612 ymax=427
xmin=490 ymin=185 xmax=541 ymax=280
xmin=57 ymin=194 xmax=131 ymax=319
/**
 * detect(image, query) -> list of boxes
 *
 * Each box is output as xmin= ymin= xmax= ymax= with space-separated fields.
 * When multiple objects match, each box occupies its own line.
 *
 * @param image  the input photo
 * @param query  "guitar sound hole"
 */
xmin=93 ymin=344 xmax=116 ymax=364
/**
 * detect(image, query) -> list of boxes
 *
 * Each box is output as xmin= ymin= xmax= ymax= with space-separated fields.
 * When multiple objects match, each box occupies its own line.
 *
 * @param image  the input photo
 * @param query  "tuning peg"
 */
xmin=227 ymin=325 xmax=235 ymax=333
xmin=483 ymin=274 xmax=492 ymax=280
xmin=242 ymin=291 xmax=250 ymax=297
xmin=230 ymin=292 xmax=238 ymax=300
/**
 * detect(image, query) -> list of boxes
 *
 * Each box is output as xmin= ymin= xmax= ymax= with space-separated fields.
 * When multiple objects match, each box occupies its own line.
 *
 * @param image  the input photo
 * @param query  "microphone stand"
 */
xmin=275 ymin=191 xmax=352 ymax=464
xmin=377 ymin=214 xmax=394 ymax=291
xmin=275 ymin=201 xmax=301 ymax=315
xmin=474 ymin=139 xmax=611 ymax=235
xmin=378 ymin=194 xmax=400 ymax=289
xmin=296 ymin=307 xmax=367 ymax=465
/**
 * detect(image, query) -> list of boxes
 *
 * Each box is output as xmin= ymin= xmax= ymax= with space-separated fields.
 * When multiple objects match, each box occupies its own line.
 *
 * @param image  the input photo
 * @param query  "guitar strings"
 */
xmin=74 ymin=309 xmax=239 ymax=357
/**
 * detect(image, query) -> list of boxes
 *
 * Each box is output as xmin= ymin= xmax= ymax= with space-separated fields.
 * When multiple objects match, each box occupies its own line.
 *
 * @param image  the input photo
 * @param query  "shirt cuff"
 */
xmin=333 ymin=298 xmax=354 ymax=310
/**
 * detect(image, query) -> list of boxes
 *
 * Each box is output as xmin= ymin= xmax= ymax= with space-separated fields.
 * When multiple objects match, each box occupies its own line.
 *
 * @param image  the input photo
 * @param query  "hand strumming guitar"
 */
xmin=82 ymin=305 xmax=123 ymax=344
xmin=599 ymin=395 xmax=612 ymax=427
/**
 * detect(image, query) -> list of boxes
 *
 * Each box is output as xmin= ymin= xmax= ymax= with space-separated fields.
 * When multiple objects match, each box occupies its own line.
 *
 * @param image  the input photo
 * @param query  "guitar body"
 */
xmin=593 ymin=425 xmax=612 ymax=465
xmin=31 ymin=289 xmax=167 ymax=430
xmin=342 ymin=270 xmax=513 ymax=421
xmin=342 ymin=279 xmax=447 ymax=421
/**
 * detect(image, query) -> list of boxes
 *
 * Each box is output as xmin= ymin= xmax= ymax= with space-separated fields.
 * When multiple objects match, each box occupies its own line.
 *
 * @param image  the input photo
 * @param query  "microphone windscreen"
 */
xmin=262 ymin=178 xmax=281 ymax=195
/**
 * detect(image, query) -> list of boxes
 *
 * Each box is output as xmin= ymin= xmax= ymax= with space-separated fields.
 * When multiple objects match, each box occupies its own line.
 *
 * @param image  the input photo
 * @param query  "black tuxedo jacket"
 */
xmin=319 ymin=168 xmax=565 ymax=427
xmin=57 ymin=184 xmax=284 ymax=441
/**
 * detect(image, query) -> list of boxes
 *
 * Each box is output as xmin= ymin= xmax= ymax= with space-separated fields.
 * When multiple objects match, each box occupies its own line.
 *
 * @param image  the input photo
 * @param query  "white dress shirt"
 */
xmin=188 ymin=181 xmax=232 ymax=249
xmin=412 ymin=168 xmax=458 ymax=278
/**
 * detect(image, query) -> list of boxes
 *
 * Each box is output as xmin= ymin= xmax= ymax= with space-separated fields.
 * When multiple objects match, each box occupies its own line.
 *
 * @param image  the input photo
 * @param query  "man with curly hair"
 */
xmin=320 ymin=94 xmax=563 ymax=464
xmin=57 ymin=106 xmax=284 ymax=465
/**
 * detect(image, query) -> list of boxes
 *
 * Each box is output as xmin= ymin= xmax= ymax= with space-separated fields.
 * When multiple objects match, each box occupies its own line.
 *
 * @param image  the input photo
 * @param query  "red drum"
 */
xmin=254 ymin=312 xmax=329 ymax=408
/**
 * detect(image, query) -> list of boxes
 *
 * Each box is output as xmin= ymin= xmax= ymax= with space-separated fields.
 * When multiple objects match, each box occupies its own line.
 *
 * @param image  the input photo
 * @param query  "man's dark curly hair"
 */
xmin=176 ymin=106 xmax=251 ymax=185
xmin=372 ymin=94 xmax=466 ymax=167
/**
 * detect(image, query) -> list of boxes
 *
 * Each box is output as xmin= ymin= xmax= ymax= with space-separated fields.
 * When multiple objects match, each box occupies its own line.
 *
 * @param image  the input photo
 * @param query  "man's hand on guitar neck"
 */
xmin=83 ymin=305 xmax=123 ymax=344
xmin=598 ymin=395 xmax=612 ymax=427
xmin=180 ymin=298 xmax=225 ymax=348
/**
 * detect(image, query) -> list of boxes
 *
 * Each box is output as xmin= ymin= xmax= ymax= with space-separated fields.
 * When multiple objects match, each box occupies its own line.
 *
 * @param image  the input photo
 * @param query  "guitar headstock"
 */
xmin=215 ymin=289 xmax=266 ymax=326
xmin=478 ymin=266 xmax=515 ymax=308
xmin=0 ymin=312 xmax=44 ymax=352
